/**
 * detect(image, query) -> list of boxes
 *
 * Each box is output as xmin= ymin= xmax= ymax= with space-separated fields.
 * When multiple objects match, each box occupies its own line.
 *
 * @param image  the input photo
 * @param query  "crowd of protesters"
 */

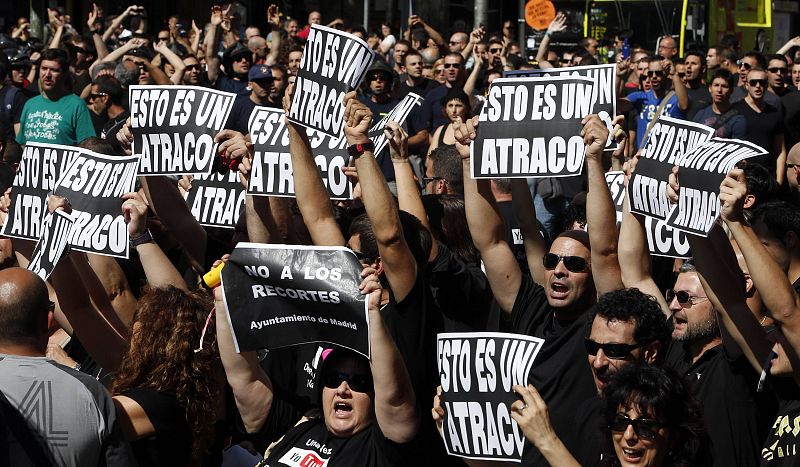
xmin=1 ymin=2 xmax=800 ymax=467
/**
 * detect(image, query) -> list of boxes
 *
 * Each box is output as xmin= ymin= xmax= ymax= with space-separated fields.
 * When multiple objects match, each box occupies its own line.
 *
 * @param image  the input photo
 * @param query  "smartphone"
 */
xmin=622 ymin=38 xmax=631 ymax=60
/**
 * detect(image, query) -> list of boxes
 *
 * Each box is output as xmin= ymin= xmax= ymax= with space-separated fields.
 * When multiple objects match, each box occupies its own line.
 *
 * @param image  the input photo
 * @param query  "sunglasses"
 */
xmin=369 ymin=74 xmax=389 ymax=82
xmin=322 ymin=371 xmax=374 ymax=392
xmin=234 ymin=55 xmax=251 ymax=63
xmin=443 ymin=63 xmax=461 ymax=69
xmin=423 ymin=176 xmax=447 ymax=185
xmin=646 ymin=70 xmax=664 ymax=77
xmin=610 ymin=413 xmax=665 ymax=440
xmin=542 ymin=253 xmax=589 ymax=272
xmin=584 ymin=338 xmax=643 ymax=360
xmin=449 ymin=41 xmax=464 ymax=46
xmin=665 ymin=289 xmax=708 ymax=305
xmin=88 ymin=92 xmax=108 ymax=100
xmin=435 ymin=68 xmax=445 ymax=74
xmin=787 ymin=163 xmax=800 ymax=170
xmin=768 ymin=67 xmax=788 ymax=74
xmin=185 ymin=64 xmax=201 ymax=71
xmin=748 ymin=79 xmax=768 ymax=87
xmin=489 ymin=48 xmax=503 ymax=53
xmin=737 ymin=60 xmax=752 ymax=70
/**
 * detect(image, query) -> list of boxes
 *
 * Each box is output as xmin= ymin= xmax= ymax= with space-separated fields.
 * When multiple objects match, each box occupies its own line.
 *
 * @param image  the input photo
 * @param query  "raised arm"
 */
xmin=665 ymin=59 xmax=689 ymax=112
xmin=584 ymin=115 xmax=624 ymax=294
xmin=510 ymin=179 xmax=546 ymax=284
xmin=235 ymin=151 xmax=289 ymax=244
xmin=213 ymin=281 xmax=274 ymax=432
xmin=720 ymin=169 xmax=800 ymax=357
xmin=89 ymin=38 xmax=143 ymax=76
xmin=535 ymin=12 xmax=566 ymax=67
xmin=102 ymin=5 xmax=136 ymax=43
xmin=457 ymin=116 xmax=522 ymax=313
xmin=775 ymin=134 xmax=787 ymax=185
xmin=154 ymin=40 xmax=187 ymax=85
xmin=463 ymin=49 xmax=484 ymax=96
xmin=204 ymin=6 xmax=224 ymax=84
xmin=265 ymin=5 xmax=283 ymax=66
xmin=387 ymin=123 xmax=429 ymax=230
xmin=122 ymin=190 xmax=189 ymax=290
xmin=346 ymin=93 xmax=418 ymax=301
xmin=362 ymin=270 xmax=419 ymax=442
xmin=281 ymin=84 xmax=345 ymax=247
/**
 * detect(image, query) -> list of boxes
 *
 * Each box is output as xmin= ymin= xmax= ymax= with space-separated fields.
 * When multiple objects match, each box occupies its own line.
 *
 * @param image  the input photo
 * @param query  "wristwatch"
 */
xmin=347 ymin=141 xmax=375 ymax=159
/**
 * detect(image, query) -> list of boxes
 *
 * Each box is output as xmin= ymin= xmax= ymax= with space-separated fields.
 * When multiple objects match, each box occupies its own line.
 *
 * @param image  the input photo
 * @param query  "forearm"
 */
xmin=266 ymin=30 xmax=281 ymax=66
xmin=245 ymin=195 xmax=281 ymax=243
xmin=463 ymin=64 xmax=482 ymax=96
xmin=205 ymin=26 xmax=220 ymax=82
xmin=136 ymin=242 xmax=189 ymax=290
xmin=92 ymin=44 xmax=133 ymax=75
xmin=535 ymin=437 xmax=581 ymax=467
xmin=586 ymin=158 xmax=623 ymax=293
xmin=86 ymin=253 xmax=138 ymax=327
xmin=425 ymin=24 xmax=445 ymax=46
xmin=393 ymin=159 xmax=429 ymax=230
xmin=287 ymin=125 xmax=345 ymax=246
xmin=462 ymin=160 xmax=507 ymax=253
xmin=354 ymin=151 xmax=405 ymax=247
xmin=103 ymin=14 xmax=128 ymax=42
xmin=48 ymin=25 xmax=64 ymax=49
xmin=158 ymin=46 xmax=186 ymax=85
xmin=536 ymin=35 xmax=551 ymax=63
xmin=92 ymin=32 xmax=109 ymax=60
xmin=510 ymin=179 xmax=546 ymax=284
xmin=407 ymin=130 xmax=430 ymax=153
xmin=461 ymin=41 xmax=475 ymax=61
xmin=144 ymin=62 xmax=171 ymax=85
xmin=673 ymin=75 xmax=689 ymax=111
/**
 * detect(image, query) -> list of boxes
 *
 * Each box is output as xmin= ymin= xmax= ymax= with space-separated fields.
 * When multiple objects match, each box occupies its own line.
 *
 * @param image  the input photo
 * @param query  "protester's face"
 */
xmin=232 ymin=54 xmax=251 ymax=75
xmin=368 ymin=72 xmax=390 ymax=95
xmin=746 ymin=69 xmax=768 ymax=100
xmin=381 ymin=24 xmax=391 ymax=37
xmin=449 ymin=34 xmax=466 ymax=53
xmin=422 ymin=66 xmax=433 ymax=79
xmin=792 ymin=63 xmax=800 ymax=89
xmin=657 ymin=37 xmax=676 ymax=59
xmin=288 ymin=51 xmax=303 ymax=74
xmin=393 ymin=44 xmax=409 ymax=65
xmin=433 ymin=64 xmax=446 ymax=84
xmin=769 ymin=338 xmax=795 ymax=376
xmin=286 ymin=20 xmax=299 ymax=36
xmin=245 ymin=26 xmax=261 ymax=40
xmin=670 ymin=272 xmax=717 ymax=342
xmin=647 ymin=62 xmax=665 ymax=90
xmin=584 ymin=38 xmax=598 ymax=56
xmin=739 ymin=56 xmax=759 ymax=85
xmin=445 ymin=99 xmax=465 ymax=122
xmin=612 ymin=403 xmax=673 ymax=467
xmin=684 ymin=55 xmax=703 ymax=81
xmin=751 ymin=218 xmax=791 ymax=272
xmin=11 ymin=68 xmax=25 ymax=85
xmin=249 ymin=79 xmax=272 ymax=100
xmin=709 ymin=77 xmax=732 ymax=105
xmin=706 ymin=49 xmax=719 ymax=68
xmin=39 ymin=59 xmax=64 ymax=93
xmin=487 ymin=43 xmax=503 ymax=64
xmin=587 ymin=317 xmax=640 ymax=392
xmin=321 ymin=356 xmax=374 ymax=437
xmin=309 ymin=11 xmax=321 ymax=25
xmin=443 ymin=56 xmax=462 ymax=83
xmin=767 ymin=59 xmax=788 ymax=90
xmin=544 ymin=237 xmax=592 ymax=309
xmin=138 ymin=65 xmax=151 ymax=85
xmin=509 ymin=43 xmax=521 ymax=57
xmin=183 ymin=58 xmax=201 ymax=84
xmin=635 ymin=61 xmax=649 ymax=80
xmin=424 ymin=156 xmax=446 ymax=195
xmin=787 ymin=156 xmax=800 ymax=190
xmin=476 ymin=43 xmax=488 ymax=62
xmin=404 ymin=54 xmax=423 ymax=79
xmin=87 ymin=84 xmax=109 ymax=115
xmin=270 ymin=69 xmax=285 ymax=99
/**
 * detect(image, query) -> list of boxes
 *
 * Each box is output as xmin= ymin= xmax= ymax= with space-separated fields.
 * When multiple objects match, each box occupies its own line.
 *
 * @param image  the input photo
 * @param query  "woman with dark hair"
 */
xmin=421 ymin=194 xmax=480 ymax=266
xmin=490 ymin=364 xmax=708 ymax=467
xmin=427 ymin=88 xmax=471 ymax=155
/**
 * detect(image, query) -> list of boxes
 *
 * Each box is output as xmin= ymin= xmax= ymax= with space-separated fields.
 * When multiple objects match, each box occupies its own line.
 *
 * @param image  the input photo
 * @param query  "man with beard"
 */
xmin=734 ymin=68 xmax=787 ymax=182
xmin=89 ymin=76 xmax=129 ymax=155
xmin=180 ymin=55 xmax=203 ymax=86
xmin=266 ymin=65 xmax=287 ymax=108
xmin=766 ymin=54 xmax=800 ymax=148
xmin=17 ymin=48 xmax=94 ymax=145
xmin=683 ymin=51 xmax=711 ymax=119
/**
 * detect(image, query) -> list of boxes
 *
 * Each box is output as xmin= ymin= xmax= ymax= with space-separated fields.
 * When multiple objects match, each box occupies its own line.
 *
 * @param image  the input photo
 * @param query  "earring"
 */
xmin=246 ymin=86 xmax=252 ymax=91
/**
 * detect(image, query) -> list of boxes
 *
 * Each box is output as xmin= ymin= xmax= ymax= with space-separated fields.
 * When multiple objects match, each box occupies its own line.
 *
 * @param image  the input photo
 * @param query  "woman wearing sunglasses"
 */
xmin=214 ymin=269 xmax=419 ymax=465
xmin=511 ymin=365 xmax=708 ymax=467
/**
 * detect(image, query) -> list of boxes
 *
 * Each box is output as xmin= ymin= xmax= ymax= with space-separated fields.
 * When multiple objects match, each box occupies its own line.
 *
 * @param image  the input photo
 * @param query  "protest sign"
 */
xmin=53 ymin=151 xmax=139 ymax=258
xmin=367 ymin=92 xmax=425 ymax=155
xmin=27 ymin=210 xmax=75 ymax=280
xmin=471 ymin=76 xmax=595 ymax=178
xmin=505 ymin=64 xmax=617 ymax=150
xmin=438 ymin=332 xmax=544 ymax=462
xmin=130 ymin=85 xmax=236 ymax=175
xmin=248 ymin=107 xmax=352 ymax=199
xmin=666 ymin=138 xmax=766 ymax=236
xmin=220 ymin=243 xmax=370 ymax=356
xmin=603 ymin=170 xmax=689 ymax=258
xmin=185 ymin=171 xmax=245 ymax=228
xmin=627 ymin=116 xmax=714 ymax=220
xmin=288 ymin=25 xmax=374 ymax=137
xmin=0 ymin=143 xmax=81 ymax=241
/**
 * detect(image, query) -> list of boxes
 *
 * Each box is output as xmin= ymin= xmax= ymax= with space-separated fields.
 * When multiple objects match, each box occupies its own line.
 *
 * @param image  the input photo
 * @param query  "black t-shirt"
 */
xmin=225 ymin=94 xmax=259 ymax=134
xmin=101 ymin=110 xmax=131 ymax=156
xmin=664 ymin=341 xmax=765 ymax=467
xmin=760 ymin=377 xmax=800 ymax=466
xmin=511 ymin=275 xmax=596 ymax=465
xmin=0 ymin=85 xmax=25 ymax=140
xmin=687 ymin=85 xmax=712 ymax=121
xmin=572 ymin=396 xmax=608 ymax=467
xmin=262 ymin=418 xmax=411 ymax=466
xmin=361 ymin=96 xmax=400 ymax=182
xmin=122 ymin=387 xmax=192 ymax=467
xmin=781 ymin=90 xmax=800 ymax=149
xmin=733 ymin=100 xmax=785 ymax=168
xmin=397 ymin=78 xmax=438 ymax=99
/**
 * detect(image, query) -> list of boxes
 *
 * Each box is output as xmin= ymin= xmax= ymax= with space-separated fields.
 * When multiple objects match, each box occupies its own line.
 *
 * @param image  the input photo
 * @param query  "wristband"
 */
xmin=545 ymin=31 xmax=552 ymax=38
xmin=130 ymin=229 xmax=154 ymax=248
xmin=347 ymin=141 xmax=375 ymax=159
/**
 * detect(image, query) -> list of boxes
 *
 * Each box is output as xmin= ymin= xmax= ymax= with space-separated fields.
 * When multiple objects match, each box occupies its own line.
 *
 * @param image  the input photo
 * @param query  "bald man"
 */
xmin=0 ymin=268 xmax=135 ymax=466
xmin=787 ymin=142 xmax=800 ymax=195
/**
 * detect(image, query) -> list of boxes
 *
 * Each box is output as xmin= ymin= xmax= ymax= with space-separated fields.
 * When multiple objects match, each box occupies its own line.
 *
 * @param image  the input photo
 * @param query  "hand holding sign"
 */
xmin=718 ymin=169 xmax=748 ymax=224
xmin=122 ymin=191 xmax=148 ymax=237
xmin=666 ymin=166 xmax=680 ymax=205
xmin=511 ymin=384 xmax=563 ymax=454
xmin=343 ymin=92 xmax=372 ymax=146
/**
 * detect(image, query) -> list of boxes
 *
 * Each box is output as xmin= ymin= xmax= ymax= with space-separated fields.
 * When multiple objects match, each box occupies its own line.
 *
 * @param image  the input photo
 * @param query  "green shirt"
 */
xmin=17 ymin=92 xmax=96 ymax=146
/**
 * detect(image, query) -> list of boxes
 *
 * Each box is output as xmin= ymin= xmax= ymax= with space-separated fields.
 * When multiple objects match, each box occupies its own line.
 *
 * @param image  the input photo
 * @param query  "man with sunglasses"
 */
xmin=457 ymin=114 xmax=624 ymax=465
xmin=91 ymin=75 xmax=129 ymax=155
xmin=733 ymin=67 xmax=788 ymax=183
xmin=420 ymin=53 xmax=467 ymax=135
xmin=731 ymin=51 xmax=781 ymax=108
xmin=767 ymin=54 xmax=800 ymax=149
xmin=205 ymin=7 xmax=251 ymax=96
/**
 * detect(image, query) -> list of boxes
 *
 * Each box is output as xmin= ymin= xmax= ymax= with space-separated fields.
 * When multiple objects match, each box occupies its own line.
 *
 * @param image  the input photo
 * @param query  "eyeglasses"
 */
xmin=748 ymin=78 xmax=768 ymax=87
xmin=435 ymin=68 xmax=445 ymax=74
xmin=185 ymin=64 xmax=201 ymax=71
xmin=768 ymin=67 xmax=788 ymax=74
xmin=584 ymin=338 xmax=643 ymax=360
xmin=610 ymin=413 xmax=665 ymax=440
xmin=423 ymin=176 xmax=447 ymax=185
xmin=322 ymin=371 xmax=374 ymax=392
xmin=88 ymin=92 xmax=108 ymax=100
xmin=542 ymin=253 xmax=590 ymax=272
xmin=737 ymin=60 xmax=752 ymax=70
xmin=666 ymin=289 xmax=708 ymax=305
xmin=449 ymin=41 xmax=464 ymax=46
xmin=443 ymin=63 xmax=461 ymax=69
xmin=787 ymin=163 xmax=800 ymax=170
xmin=646 ymin=70 xmax=664 ymax=77
xmin=489 ymin=48 xmax=503 ymax=53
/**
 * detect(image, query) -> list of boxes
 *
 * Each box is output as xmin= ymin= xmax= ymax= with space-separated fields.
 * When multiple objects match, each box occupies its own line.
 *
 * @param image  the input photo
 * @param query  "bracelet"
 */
xmin=73 ymin=362 xmax=82 ymax=371
xmin=545 ymin=31 xmax=552 ymax=38
xmin=130 ymin=229 xmax=154 ymax=248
